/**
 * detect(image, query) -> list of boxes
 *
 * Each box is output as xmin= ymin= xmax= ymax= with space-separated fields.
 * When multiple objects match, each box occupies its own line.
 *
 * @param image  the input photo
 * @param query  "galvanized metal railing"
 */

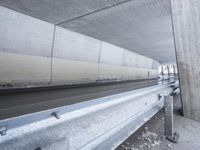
xmin=0 ymin=82 xmax=177 ymax=150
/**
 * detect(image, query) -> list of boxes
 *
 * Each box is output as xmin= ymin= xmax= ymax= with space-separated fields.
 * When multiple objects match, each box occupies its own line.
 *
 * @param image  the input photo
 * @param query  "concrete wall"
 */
xmin=0 ymin=6 xmax=159 ymax=88
xmin=0 ymin=6 xmax=54 ymax=87
xmin=52 ymin=27 xmax=101 ymax=85
xmin=99 ymin=42 xmax=124 ymax=81
xmin=122 ymin=50 xmax=158 ymax=80
xmin=170 ymin=0 xmax=200 ymax=120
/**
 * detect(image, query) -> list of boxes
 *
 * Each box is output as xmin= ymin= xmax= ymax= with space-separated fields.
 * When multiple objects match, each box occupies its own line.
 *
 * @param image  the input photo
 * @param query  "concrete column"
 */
xmin=170 ymin=0 xmax=200 ymax=120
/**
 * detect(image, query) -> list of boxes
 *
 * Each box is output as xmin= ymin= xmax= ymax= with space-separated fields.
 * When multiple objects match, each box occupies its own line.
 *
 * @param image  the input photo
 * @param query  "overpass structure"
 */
xmin=0 ymin=0 xmax=199 ymax=149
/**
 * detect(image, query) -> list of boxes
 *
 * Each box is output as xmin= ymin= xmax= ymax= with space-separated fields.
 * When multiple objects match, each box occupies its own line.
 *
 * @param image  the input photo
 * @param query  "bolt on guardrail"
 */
xmin=0 ymin=126 xmax=7 ymax=136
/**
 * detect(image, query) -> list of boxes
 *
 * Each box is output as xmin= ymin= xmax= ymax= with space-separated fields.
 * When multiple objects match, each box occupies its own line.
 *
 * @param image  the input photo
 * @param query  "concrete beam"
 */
xmin=170 ymin=0 xmax=200 ymax=120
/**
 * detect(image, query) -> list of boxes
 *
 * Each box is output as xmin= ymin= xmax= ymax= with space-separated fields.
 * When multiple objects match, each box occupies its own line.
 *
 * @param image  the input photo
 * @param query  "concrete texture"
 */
xmin=122 ymin=68 xmax=153 ymax=81
xmin=59 ymin=0 xmax=176 ymax=64
xmin=53 ymin=27 xmax=101 ymax=62
xmin=152 ymin=60 xmax=159 ymax=70
xmin=0 ymin=6 xmax=54 ymax=57
xmin=0 ymin=52 xmax=51 ymax=84
xmin=52 ymin=59 xmax=99 ymax=84
xmin=0 ymin=6 xmax=160 ymax=88
xmin=99 ymin=64 xmax=123 ymax=81
xmin=0 ymin=0 xmax=128 ymax=24
xmin=98 ymin=42 xmax=159 ymax=81
xmin=0 ymin=0 xmax=176 ymax=64
xmin=99 ymin=42 xmax=124 ymax=80
xmin=123 ymin=50 xmax=138 ymax=68
xmin=100 ymin=42 xmax=124 ymax=66
xmin=0 ymin=6 xmax=53 ymax=85
xmin=116 ymin=96 xmax=200 ymax=150
xmin=52 ymin=26 xmax=101 ymax=84
xmin=170 ymin=0 xmax=200 ymax=120
xmin=122 ymin=50 xmax=157 ymax=69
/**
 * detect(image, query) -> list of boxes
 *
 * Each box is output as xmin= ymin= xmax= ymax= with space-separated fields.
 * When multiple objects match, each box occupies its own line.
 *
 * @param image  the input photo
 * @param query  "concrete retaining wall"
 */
xmin=0 ymin=6 xmax=54 ymax=87
xmin=0 ymin=6 xmax=159 ymax=88
xmin=99 ymin=42 xmax=124 ymax=81
xmin=52 ymin=27 xmax=101 ymax=85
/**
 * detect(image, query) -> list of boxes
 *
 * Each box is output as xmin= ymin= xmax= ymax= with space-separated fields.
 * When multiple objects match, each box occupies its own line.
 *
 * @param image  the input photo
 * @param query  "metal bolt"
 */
xmin=51 ymin=112 xmax=60 ymax=119
xmin=158 ymin=93 xmax=164 ymax=101
xmin=34 ymin=147 xmax=42 ymax=150
xmin=0 ymin=126 xmax=7 ymax=136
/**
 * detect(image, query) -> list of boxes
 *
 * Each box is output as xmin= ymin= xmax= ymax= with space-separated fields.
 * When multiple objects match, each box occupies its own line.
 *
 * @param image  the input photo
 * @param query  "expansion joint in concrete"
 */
xmin=50 ymin=25 xmax=56 ymax=84
xmin=97 ymin=41 xmax=103 ymax=82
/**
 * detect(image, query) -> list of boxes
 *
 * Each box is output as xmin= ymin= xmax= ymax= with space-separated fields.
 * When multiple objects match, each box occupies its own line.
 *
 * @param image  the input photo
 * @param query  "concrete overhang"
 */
xmin=0 ymin=0 xmax=176 ymax=64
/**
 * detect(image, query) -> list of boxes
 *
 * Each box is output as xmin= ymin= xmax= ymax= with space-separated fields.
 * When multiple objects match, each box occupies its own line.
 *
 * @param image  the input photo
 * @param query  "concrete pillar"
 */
xmin=170 ymin=0 xmax=200 ymax=120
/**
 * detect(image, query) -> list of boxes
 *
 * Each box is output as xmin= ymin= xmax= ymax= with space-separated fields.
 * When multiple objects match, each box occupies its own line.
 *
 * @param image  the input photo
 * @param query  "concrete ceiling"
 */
xmin=0 ymin=0 xmax=176 ymax=64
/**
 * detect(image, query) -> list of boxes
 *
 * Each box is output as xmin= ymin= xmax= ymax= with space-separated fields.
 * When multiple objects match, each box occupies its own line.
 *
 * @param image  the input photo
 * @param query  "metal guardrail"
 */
xmin=0 ymin=82 xmax=175 ymax=150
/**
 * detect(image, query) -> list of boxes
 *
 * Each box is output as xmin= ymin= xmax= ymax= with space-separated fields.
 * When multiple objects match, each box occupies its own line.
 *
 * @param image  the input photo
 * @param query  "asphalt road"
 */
xmin=0 ymin=79 xmax=166 ymax=120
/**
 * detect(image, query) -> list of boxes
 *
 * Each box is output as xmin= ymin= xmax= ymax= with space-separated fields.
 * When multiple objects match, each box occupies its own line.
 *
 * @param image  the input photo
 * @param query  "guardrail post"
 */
xmin=164 ymin=96 xmax=173 ymax=136
xmin=164 ymin=95 xmax=180 ymax=143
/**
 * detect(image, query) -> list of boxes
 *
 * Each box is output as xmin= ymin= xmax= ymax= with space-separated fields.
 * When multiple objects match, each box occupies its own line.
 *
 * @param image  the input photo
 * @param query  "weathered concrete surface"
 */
xmin=59 ymin=0 xmax=176 ymax=64
xmin=99 ymin=42 xmax=124 ymax=80
xmin=98 ymin=42 xmax=159 ymax=81
xmin=0 ymin=53 xmax=51 ymax=85
xmin=0 ymin=6 xmax=54 ymax=85
xmin=0 ymin=0 xmax=128 ymax=24
xmin=53 ymin=27 xmax=101 ymax=62
xmin=0 ymin=0 xmax=176 ymax=64
xmin=170 ymin=0 xmax=200 ymax=120
xmin=52 ymin=26 xmax=101 ymax=84
xmin=0 ymin=6 xmax=54 ymax=57
xmin=0 ymin=6 xmax=160 ymax=88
